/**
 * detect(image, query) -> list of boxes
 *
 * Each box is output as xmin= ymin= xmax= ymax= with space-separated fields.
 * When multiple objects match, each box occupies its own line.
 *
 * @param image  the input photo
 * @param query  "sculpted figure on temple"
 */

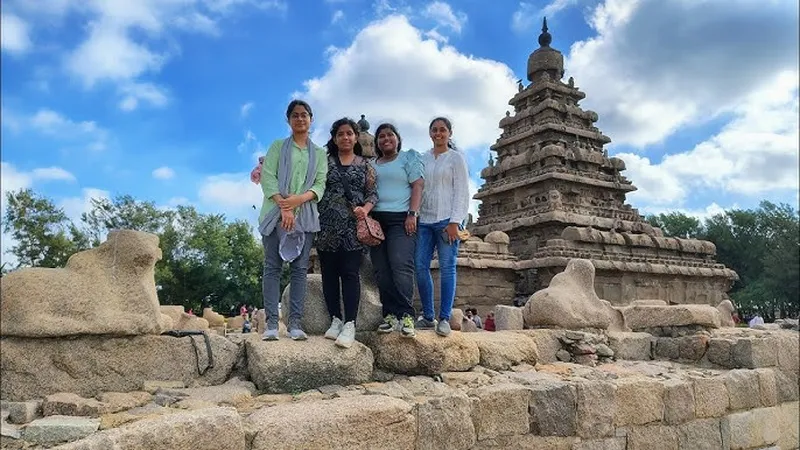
xmin=517 ymin=80 xmax=524 ymax=92
xmin=548 ymin=189 xmax=563 ymax=210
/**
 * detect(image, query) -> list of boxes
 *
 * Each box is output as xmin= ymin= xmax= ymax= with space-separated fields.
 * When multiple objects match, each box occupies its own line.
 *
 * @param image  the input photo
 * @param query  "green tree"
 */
xmin=81 ymin=195 xmax=173 ymax=246
xmin=646 ymin=211 xmax=703 ymax=238
xmin=2 ymin=189 xmax=88 ymax=268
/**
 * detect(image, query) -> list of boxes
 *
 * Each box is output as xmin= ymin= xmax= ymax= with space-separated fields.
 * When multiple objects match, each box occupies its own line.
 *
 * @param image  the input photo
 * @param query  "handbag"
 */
xmin=335 ymin=156 xmax=385 ymax=247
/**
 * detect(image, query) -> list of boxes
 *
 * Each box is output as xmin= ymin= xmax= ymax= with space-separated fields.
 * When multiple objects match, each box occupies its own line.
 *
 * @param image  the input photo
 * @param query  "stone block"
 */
xmin=142 ymin=380 xmax=186 ymax=394
xmin=476 ymin=435 xmax=577 ymax=449
xmin=527 ymin=380 xmax=576 ymax=436
xmin=654 ymin=337 xmax=680 ymax=360
xmin=724 ymin=369 xmax=761 ymax=411
xmin=363 ymin=331 xmax=480 ymax=376
xmin=576 ymin=380 xmax=616 ymax=438
xmin=43 ymin=393 xmax=108 ymax=417
xmin=705 ymin=338 xmax=734 ymax=368
xmin=776 ymin=370 xmax=800 ymax=402
xmin=471 ymin=383 xmax=530 ymax=440
xmin=440 ymin=371 xmax=491 ymax=389
xmin=723 ymin=406 xmax=780 ymax=449
xmin=246 ymin=337 xmax=373 ymax=394
xmin=513 ymin=329 xmax=563 ymax=363
xmin=733 ymin=336 xmax=778 ymax=368
xmin=494 ymin=305 xmax=524 ymax=330
xmin=776 ymin=331 xmax=800 ymax=375
xmin=778 ymin=401 xmax=799 ymax=450
xmin=677 ymin=418 xmax=723 ymax=450
xmin=247 ymin=395 xmax=415 ymax=450
xmin=21 ymin=415 xmax=100 ymax=445
xmin=627 ymin=425 xmax=679 ymax=450
xmin=677 ymin=334 xmax=709 ymax=361
xmin=0 ymin=335 xmax=238 ymax=401
xmin=613 ymin=378 xmax=665 ymax=426
xmin=461 ymin=332 xmax=537 ymax=370
xmin=623 ymin=304 xmax=721 ymax=330
xmin=607 ymin=332 xmax=652 ymax=360
xmin=754 ymin=368 xmax=779 ymax=407
xmin=692 ymin=376 xmax=729 ymax=418
xmin=663 ymin=379 xmax=695 ymax=425
xmin=416 ymin=393 xmax=475 ymax=450
xmin=572 ymin=438 xmax=625 ymax=450
xmin=6 ymin=399 xmax=41 ymax=424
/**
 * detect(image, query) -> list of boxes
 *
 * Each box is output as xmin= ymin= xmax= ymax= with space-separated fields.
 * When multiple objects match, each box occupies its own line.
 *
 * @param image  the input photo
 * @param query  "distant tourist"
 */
xmin=317 ymin=118 xmax=378 ymax=349
xmin=370 ymin=123 xmax=425 ymax=338
xmin=255 ymin=99 xmax=328 ymax=341
xmin=468 ymin=308 xmax=483 ymax=329
xmin=484 ymin=312 xmax=496 ymax=331
xmin=415 ymin=117 xmax=470 ymax=337
xmin=748 ymin=315 xmax=765 ymax=328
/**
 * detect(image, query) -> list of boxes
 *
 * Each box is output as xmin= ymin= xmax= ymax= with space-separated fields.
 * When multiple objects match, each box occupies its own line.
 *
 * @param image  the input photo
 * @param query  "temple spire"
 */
xmin=538 ymin=17 xmax=552 ymax=48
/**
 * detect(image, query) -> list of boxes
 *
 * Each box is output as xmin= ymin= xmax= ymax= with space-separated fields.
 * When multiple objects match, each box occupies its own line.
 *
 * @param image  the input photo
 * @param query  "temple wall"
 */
xmin=413 ymin=265 xmax=517 ymax=318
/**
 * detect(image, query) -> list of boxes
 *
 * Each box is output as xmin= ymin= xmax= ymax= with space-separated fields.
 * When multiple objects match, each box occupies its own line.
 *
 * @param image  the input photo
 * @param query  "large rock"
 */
xmin=246 ymin=337 xmax=373 ymax=393
xmin=461 ymin=331 xmax=538 ymax=370
xmin=622 ymin=304 xmax=721 ymax=330
xmin=494 ymin=305 xmax=524 ymax=330
xmin=1 ymin=230 xmax=165 ymax=337
xmin=247 ymin=395 xmax=416 ymax=450
xmin=523 ymin=259 xmax=612 ymax=330
xmin=362 ymin=331 xmax=480 ymax=375
xmin=281 ymin=274 xmax=382 ymax=334
xmin=54 ymin=407 xmax=245 ymax=450
xmin=0 ymin=334 xmax=238 ymax=401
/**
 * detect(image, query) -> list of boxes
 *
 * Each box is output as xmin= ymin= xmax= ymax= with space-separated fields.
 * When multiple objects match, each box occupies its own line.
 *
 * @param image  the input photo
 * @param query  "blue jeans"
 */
xmin=262 ymin=230 xmax=314 ymax=329
xmin=415 ymin=218 xmax=460 ymax=321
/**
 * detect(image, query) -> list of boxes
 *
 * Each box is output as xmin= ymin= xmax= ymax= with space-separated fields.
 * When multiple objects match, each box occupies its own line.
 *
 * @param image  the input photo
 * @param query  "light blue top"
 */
xmin=373 ymin=149 xmax=424 ymax=212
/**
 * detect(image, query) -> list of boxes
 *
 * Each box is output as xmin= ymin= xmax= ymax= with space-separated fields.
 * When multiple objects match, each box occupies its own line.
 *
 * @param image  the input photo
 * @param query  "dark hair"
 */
xmin=373 ymin=123 xmax=403 ymax=158
xmin=429 ymin=116 xmax=457 ymax=150
xmin=285 ymin=100 xmax=313 ymax=120
xmin=326 ymin=117 xmax=363 ymax=158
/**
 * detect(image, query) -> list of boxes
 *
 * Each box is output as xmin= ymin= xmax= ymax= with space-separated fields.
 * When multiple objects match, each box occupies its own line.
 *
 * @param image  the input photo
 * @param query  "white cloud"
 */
xmin=297 ymin=15 xmax=517 ymax=155
xmin=60 ymin=188 xmax=111 ymax=224
xmin=240 ymin=101 xmax=255 ymax=118
xmin=31 ymin=167 xmax=77 ymax=182
xmin=1 ymin=13 xmax=33 ymax=54
xmin=27 ymin=108 xmax=109 ymax=151
xmin=422 ymin=1 xmax=467 ymax=34
xmin=152 ymin=166 xmax=176 ymax=180
xmin=198 ymin=173 xmax=262 ymax=213
xmin=118 ymin=82 xmax=169 ymax=111
xmin=331 ymin=10 xmax=345 ymax=24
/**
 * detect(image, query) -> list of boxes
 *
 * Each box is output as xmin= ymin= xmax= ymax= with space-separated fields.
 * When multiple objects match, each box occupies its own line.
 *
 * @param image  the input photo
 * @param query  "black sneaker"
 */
xmin=377 ymin=315 xmax=399 ymax=333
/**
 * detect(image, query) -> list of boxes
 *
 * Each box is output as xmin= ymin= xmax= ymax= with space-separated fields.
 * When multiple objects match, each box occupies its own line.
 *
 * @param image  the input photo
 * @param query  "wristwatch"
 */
xmin=407 ymin=210 xmax=419 ymax=217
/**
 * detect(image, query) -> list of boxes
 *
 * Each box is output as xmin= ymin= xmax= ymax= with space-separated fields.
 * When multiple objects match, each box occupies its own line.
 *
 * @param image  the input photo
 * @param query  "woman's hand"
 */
xmin=280 ymin=210 xmax=295 ymax=231
xmin=278 ymin=195 xmax=304 ymax=211
xmin=405 ymin=215 xmax=417 ymax=235
xmin=445 ymin=223 xmax=459 ymax=244
xmin=353 ymin=206 xmax=368 ymax=220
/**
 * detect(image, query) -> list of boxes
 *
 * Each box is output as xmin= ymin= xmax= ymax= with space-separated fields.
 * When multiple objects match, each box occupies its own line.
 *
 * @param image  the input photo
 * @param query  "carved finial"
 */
xmin=357 ymin=114 xmax=370 ymax=132
xmin=568 ymin=76 xmax=574 ymax=87
xmin=538 ymin=17 xmax=552 ymax=47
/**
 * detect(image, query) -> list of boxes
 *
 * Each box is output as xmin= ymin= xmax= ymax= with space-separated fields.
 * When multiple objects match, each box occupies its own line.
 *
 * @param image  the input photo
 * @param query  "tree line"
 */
xmin=3 ymin=189 xmax=797 ymax=320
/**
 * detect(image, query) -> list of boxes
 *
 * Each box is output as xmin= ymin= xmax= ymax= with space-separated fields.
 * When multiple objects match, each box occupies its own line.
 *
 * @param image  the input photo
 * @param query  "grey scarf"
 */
xmin=259 ymin=137 xmax=320 ymax=246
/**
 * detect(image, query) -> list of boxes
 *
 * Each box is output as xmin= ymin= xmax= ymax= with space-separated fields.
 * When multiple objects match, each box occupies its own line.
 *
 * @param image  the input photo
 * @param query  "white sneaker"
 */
xmin=335 ymin=321 xmax=356 ymax=349
xmin=325 ymin=317 xmax=344 ymax=340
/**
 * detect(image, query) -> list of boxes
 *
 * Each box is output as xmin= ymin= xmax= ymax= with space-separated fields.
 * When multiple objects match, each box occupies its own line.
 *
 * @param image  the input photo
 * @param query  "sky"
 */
xmin=2 ymin=0 xmax=799 ymax=266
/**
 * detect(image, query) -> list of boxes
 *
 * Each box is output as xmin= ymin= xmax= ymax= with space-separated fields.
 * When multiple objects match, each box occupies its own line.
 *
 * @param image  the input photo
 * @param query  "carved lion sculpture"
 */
xmin=548 ymin=189 xmax=563 ymax=209
xmin=0 ymin=230 xmax=165 ymax=337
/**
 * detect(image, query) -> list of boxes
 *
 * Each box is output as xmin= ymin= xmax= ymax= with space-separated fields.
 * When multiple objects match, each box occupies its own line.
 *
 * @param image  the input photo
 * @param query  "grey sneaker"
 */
xmin=415 ymin=316 xmax=436 ymax=330
xmin=335 ymin=321 xmax=356 ymax=349
xmin=400 ymin=315 xmax=416 ymax=338
xmin=289 ymin=327 xmax=308 ymax=341
xmin=377 ymin=315 xmax=399 ymax=333
xmin=435 ymin=319 xmax=451 ymax=337
xmin=262 ymin=327 xmax=279 ymax=341
xmin=325 ymin=317 xmax=344 ymax=340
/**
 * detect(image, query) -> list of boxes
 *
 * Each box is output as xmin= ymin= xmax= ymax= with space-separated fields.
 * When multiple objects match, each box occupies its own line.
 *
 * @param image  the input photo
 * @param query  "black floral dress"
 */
xmin=316 ymin=155 xmax=379 ymax=252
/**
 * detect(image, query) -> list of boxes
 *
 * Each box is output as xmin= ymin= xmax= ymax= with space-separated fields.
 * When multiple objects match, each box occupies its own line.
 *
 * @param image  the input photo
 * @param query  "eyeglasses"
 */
xmin=290 ymin=113 xmax=310 ymax=120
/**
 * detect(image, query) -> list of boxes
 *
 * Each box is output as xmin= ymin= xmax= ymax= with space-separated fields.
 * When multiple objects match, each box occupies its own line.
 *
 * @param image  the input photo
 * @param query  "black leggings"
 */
xmin=318 ymin=250 xmax=363 ymax=324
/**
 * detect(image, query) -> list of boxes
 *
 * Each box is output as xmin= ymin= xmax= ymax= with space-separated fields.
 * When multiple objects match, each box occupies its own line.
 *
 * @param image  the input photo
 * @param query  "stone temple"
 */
xmin=471 ymin=19 xmax=738 ymax=306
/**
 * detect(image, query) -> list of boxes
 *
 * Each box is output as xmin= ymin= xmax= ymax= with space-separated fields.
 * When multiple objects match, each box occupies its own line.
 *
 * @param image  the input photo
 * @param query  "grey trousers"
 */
xmin=261 ymin=229 xmax=314 ymax=329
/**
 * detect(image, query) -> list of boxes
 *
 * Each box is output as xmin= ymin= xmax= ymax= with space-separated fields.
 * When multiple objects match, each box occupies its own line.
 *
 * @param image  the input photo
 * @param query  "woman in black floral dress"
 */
xmin=317 ymin=117 xmax=378 ymax=348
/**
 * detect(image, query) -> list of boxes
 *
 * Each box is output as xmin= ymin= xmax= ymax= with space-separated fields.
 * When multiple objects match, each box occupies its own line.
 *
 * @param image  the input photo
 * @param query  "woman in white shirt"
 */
xmin=414 ymin=117 xmax=470 ymax=337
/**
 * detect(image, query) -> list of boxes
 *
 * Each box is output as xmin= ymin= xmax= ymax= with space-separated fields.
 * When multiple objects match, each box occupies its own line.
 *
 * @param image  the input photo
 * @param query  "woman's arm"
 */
xmin=361 ymin=162 xmax=378 ymax=215
xmin=448 ymin=153 xmax=470 ymax=226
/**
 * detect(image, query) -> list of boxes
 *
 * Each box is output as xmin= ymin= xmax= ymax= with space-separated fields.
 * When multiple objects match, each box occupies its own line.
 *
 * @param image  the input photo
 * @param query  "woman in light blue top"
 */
xmin=370 ymin=123 xmax=424 ymax=338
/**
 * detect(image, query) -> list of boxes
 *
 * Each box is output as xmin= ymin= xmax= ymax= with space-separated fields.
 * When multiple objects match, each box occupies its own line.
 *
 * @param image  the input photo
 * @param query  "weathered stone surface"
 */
xmin=627 ymin=425 xmax=679 ymax=450
xmin=623 ymin=304 xmax=721 ymax=330
xmin=607 ymin=332 xmax=652 ymax=360
xmin=461 ymin=332 xmax=537 ymax=370
xmin=54 ymin=407 xmax=245 ymax=450
xmin=778 ymin=401 xmax=799 ymax=450
xmin=692 ymin=376 xmax=729 ymax=418
xmin=1 ymin=231 xmax=165 ymax=337
xmin=755 ymin=368 xmax=779 ymax=407
xmin=723 ymin=406 xmax=780 ymax=450
xmin=44 ymin=393 xmax=108 ymax=417
xmin=523 ymin=259 xmax=612 ymax=330
xmin=363 ymin=331 xmax=480 ymax=375
xmin=155 ymin=378 xmax=256 ymax=407
xmin=470 ymin=383 xmax=530 ymax=440
xmin=478 ymin=435 xmax=578 ymax=449
xmin=247 ymin=395 xmax=415 ymax=450
xmin=440 ymin=371 xmax=491 ymax=389
xmin=613 ymin=378 xmax=665 ymax=426
xmin=6 ymin=399 xmax=41 ymax=424
xmin=96 ymin=392 xmax=152 ymax=413
xmin=717 ymin=300 xmax=736 ymax=327
xmin=725 ymin=369 xmax=761 ymax=411
xmin=572 ymin=438 xmax=625 ymax=450
xmin=246 ymin=337 xmax=373 ymax=394
xmin=527 ymin=380 xmax=576 ymax=436
xmin=513 ymin=329 xmax=563 ymax=363
xmin=775 ymin=331 xmax=800 ymax=375
xmin=576 ymin=380 xmax=616 ymax=438
xmin=733 ymin=335 xmax=778 ymax=368
xmin=22 ymin=415 xmax=100 ymax=445
xmin=677 ymin=418 xmax=723 ymax=450
xmin=493 ymin=305 xmax=524 ymax=330
xmin=281 ymin=274 xmax=382 ymax=334
xmin=0 ymin=334 xmax=238 ymax=401
xmin=416 ymin=393 xmax=475 ymax=450
xmin=705 ymin=337 xmax=734 ymax=368
xmin=663 ymin=379 xmax=695 ymax=425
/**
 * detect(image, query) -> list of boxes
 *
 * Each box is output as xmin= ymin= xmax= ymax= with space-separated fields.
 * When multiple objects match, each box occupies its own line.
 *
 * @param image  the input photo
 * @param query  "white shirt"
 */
xmin=419 ymin=148 xmax=470 ymax=225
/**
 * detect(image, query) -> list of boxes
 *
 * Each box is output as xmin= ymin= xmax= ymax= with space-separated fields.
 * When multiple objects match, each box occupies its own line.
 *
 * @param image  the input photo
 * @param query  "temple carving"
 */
xmin=471 ymin=19 xmax=738 ymax=306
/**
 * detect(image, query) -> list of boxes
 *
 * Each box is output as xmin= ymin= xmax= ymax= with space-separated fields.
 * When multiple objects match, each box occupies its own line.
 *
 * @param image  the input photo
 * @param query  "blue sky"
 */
xmin=2 ymin=0 xmax=798 ymax=261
